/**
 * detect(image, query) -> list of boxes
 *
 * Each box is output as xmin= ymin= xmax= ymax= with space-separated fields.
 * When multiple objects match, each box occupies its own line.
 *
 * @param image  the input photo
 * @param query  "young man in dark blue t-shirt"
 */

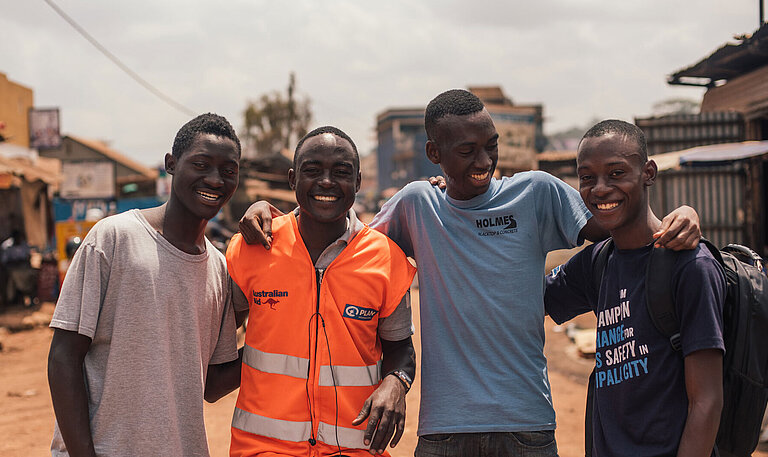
xmin=545 ymin=120 xmax=725 ymax=457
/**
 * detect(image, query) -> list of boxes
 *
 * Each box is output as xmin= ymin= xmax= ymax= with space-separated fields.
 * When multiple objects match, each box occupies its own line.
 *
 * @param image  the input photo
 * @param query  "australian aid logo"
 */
xmin=252 ymin=289 xmax=288 ymax=310
xmin=475 ymin=214 xmax=517 ymax=237
xmin=343 ymin=304 xmax=378 ymax=321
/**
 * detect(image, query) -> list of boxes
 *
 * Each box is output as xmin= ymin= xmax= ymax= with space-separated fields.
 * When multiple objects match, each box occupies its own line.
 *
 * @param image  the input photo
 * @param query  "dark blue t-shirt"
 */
xmin=545 ymin=241 xmax=725 ymax=457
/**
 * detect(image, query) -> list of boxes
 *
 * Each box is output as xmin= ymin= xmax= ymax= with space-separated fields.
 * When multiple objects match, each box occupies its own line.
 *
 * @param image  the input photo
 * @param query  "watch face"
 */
xmin=395 ymin=370 xmax=412 ymax=387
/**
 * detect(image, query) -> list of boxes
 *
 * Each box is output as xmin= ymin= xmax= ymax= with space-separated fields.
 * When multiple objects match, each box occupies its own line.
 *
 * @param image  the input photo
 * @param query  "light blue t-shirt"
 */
xmin=370 ymin=171 xmax=590 ymax=435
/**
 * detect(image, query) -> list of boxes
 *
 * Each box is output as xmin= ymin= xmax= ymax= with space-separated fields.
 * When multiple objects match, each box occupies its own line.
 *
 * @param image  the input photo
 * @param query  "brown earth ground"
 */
xmin=2 ymin=247 xmax=767 ymax=456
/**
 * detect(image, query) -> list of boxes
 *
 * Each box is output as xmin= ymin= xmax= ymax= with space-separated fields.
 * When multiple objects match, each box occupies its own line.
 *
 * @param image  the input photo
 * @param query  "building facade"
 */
xmin=40 ymin=135 xmax=158 ymax=200
xmin=375 ymin=108 xmax=437 ymax=191
xmin=469 ymin=87 xmax=544 ymax=176
xmin=0 ymin=72 xmax=34 ymax=148
xmin=635 ymin=112 xmax=746 ymax=156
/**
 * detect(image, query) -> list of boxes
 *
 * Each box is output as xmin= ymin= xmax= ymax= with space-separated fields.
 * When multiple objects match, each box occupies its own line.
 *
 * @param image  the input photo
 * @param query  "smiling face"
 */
xmin=426 ymin=109 xmax=499 ymax=201
xmin=577 ymin=133 xmax=656 ymax=235
xmin=289 ymin=133 xmax=361 ymax=226
xmin=165 ymin=132 xmax=240 ymax=221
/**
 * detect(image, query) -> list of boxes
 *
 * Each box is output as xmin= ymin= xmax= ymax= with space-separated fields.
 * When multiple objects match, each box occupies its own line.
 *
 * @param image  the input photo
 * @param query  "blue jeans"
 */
xmin=414 ymin=431 xmax=558 ymax=457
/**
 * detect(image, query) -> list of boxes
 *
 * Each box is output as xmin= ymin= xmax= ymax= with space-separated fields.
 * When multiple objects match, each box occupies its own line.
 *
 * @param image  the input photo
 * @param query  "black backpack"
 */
xmin=586 ymin=238 xmax=768 ymax=457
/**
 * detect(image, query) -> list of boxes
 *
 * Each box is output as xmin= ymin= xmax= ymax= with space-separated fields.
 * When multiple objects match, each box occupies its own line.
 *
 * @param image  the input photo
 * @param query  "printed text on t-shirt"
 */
xmin=594 ymin=288 xmax=650 ymax=388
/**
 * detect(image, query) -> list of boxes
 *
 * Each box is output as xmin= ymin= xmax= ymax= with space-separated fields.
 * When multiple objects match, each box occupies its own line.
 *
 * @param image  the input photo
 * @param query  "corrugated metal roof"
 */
xmin=66 ymin=135 xmax=159 ymax=179
xmin=653 ymin=141 xmax=768 ymax=170
xmin=669 ymin=23 xmax=768 ymax=86
xmin=0 ymin=154 xmax=61 ymax=185
xmin=679 ymin=140 xmax=768 ymax=163
xmin=535 ymin=141 xmax=768 ymax=173
xmin=651 ymin=150 xmax=688 ymax=171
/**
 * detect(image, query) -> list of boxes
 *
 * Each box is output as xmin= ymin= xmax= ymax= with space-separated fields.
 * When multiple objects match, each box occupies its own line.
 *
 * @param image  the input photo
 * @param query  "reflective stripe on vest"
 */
xmin=232 ymin=407 xmax=366 ymax=449
xmin=232 ymin=407 xmax=311 ymax=442
xmin=318 ymin=361 xmax=381 ymax=387
xmin=317 ymin=420 xmax=366 ymax=449
xmin=243 ymin=345 xmax=309 ymax=379
xmin=244 ymin=345 xmax=382 ymax=386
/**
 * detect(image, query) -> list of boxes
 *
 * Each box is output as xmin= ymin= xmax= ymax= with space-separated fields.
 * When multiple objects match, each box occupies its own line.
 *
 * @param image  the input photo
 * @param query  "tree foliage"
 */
xmin=652 ymin=98 xmax=700 ymax=116
xmin=243 ymin=73 xmax=312 ymax=156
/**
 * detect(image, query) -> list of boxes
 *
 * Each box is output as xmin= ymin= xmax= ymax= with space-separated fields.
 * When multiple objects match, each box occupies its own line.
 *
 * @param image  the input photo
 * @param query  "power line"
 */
xmin=42 ymin=0 xmax=197 ymax=117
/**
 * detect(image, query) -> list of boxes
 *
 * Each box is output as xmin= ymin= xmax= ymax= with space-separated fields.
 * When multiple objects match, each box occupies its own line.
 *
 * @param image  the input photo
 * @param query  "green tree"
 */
xmin=243 ymin=73 xmax=312 ymax=157
xmin=652 ymin=98 xmax=700 ymax=116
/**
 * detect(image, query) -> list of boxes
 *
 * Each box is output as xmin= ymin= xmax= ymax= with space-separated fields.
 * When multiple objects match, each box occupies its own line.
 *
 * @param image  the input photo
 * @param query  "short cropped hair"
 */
xmin=581 ymin=119 xmax=648 ymax=162
xmin=171 ymin=113 xmax=241 ymax=158
xmin=293 ymin=125 xmax=359 ymax=170
xmin=425 ymin=89 xmax=485 ymax=140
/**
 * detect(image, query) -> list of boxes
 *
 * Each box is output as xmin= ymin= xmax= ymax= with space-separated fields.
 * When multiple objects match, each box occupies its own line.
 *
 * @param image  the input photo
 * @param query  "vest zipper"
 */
xmin=316 ymin=268 xmax=325 ymax=314
xmin=309 ymin=267 xmax=325 ymax=453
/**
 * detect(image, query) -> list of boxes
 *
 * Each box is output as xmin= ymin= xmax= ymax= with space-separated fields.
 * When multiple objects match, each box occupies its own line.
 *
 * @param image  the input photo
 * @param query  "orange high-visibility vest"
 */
xmin=227 ymin=213 xmax=416 ymax=457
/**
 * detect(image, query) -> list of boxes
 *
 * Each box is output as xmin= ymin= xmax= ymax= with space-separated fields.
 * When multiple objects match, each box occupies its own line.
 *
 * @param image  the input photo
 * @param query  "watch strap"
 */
xmin=390 ymin=369 xmax=412 ymax=393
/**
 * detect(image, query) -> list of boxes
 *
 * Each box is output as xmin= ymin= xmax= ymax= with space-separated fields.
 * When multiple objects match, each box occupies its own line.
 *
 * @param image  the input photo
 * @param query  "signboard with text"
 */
xmin=29 ymin=107 xmax=62 ymax=149
xmin=60 ymin=161 xmax=115 ymax=199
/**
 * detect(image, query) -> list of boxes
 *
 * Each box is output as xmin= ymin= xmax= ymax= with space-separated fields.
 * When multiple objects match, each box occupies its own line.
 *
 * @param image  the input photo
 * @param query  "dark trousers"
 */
xmin=415 ymin=431 xmax=558 ymax=457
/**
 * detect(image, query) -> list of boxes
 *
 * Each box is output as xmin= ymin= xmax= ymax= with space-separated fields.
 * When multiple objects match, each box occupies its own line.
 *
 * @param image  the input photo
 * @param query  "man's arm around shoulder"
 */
xmin=579 ymin=205 xmax=702 ymax=250
xmin=48 ymin=328 xmax=97 ymax=457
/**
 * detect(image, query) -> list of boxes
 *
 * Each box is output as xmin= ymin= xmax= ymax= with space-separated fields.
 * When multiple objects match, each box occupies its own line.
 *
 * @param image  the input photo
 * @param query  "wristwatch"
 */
xmin=390 ymin=369 xmax=412 ymax=393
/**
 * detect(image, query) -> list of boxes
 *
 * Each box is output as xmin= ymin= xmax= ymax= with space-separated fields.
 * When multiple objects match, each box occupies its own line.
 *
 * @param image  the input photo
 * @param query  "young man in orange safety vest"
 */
xmin=226 ymin=126 xmax=417 ymax=457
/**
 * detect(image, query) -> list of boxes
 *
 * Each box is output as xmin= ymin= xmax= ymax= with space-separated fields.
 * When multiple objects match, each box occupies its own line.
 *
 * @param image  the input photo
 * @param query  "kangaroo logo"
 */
xmin=263 ymin=298 xmax=280 ymax=310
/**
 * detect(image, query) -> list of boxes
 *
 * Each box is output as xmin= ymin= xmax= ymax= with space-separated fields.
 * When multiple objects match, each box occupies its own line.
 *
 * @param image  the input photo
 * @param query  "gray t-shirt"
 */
xmin=50 ymin=209 xmax=238 ymax=456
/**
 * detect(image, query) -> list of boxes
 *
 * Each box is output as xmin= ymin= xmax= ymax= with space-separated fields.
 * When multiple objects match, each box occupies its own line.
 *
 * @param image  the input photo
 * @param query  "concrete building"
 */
xmin=40 ymin=135 xmax=158 ymax=200
xmin=469 ymin=87 xmax=544 ymax=176
xmin=375 ymin=107 xmax=436 ymax=191
xmin=0 ymin=72 xmax=34 ymax=148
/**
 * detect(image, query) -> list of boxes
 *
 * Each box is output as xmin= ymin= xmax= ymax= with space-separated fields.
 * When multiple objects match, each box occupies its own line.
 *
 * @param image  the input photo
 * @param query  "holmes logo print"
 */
xmin=343 ymin=304 xmax=378 ymax=321
xmin=253 ymin=289 xmax=288 ymax=309
xmin=475 ymin=214 xmax=518 ymax=237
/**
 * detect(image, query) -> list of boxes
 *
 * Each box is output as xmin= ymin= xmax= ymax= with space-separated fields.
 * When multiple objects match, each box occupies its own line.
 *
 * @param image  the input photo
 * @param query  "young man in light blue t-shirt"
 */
xmin=239 ymin=90 xmax=701 ymax=456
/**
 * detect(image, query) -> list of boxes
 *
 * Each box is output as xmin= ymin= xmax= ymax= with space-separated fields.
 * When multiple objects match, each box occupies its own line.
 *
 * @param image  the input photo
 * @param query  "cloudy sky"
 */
xmin=1 ymin=0 xmax=761 ymax=166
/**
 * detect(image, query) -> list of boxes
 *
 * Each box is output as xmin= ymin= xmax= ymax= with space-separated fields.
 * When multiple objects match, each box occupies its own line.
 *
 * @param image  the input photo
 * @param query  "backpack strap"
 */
xmin=585 ymin=369 xmax=596 ymax=457
xmin=699 ymin=238 xmax=724 ymax=265
xmin=586 ymin=239 xmax=613 ymax=457
xmin=646 ymin=246 xmax=683 ymax=351
xmin=592 ymin=239 xmax=613 ymax=298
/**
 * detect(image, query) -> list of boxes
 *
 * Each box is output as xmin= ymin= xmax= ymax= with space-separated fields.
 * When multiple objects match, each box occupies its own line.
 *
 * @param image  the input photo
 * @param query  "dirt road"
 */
xmin=2 ymin=293 xmax=766 ymax=456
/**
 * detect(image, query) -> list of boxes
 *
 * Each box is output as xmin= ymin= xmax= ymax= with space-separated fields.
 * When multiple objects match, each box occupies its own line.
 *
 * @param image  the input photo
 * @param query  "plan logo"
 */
xmin=343 ymin=304 xmax=378 ymax=321
xmin=475 ymin=214 xmax=518 ymax=237
xmin=253 ymin=289 xmax=288 ymax=310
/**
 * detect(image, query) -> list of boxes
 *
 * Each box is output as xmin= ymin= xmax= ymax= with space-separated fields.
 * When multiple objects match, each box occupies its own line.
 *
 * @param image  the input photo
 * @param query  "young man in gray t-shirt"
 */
xmin=47 ymin=113 xmax=247 ymax=456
